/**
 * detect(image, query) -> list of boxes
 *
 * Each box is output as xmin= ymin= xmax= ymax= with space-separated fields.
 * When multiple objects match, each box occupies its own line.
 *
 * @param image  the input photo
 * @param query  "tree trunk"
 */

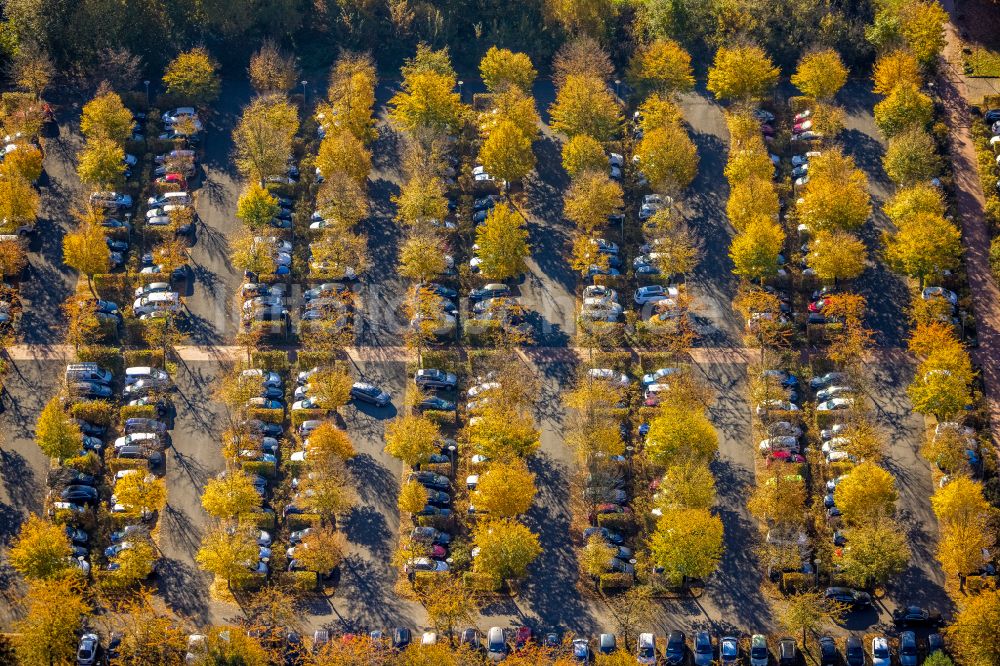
xmin=86 ymin=275 xmax=96 ymax=297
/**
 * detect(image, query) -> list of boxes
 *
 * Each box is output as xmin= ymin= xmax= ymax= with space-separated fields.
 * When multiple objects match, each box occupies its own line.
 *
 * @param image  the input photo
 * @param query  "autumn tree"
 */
xmin=479 ymin=120 xmax=535 ymax=186
xmin=472 ymin=518 xmax=541 ymax=581
xmin=113 ymin=473 xmax=166 ymax=519
xmin=649 ymin=508 xmax=724 ymax=586
xmin=549 ymin=74 xmax=621 ymax=141
xmin=107 ymin=591 xmax=190 ymax=665
xmin=637 ymin=123 xmax=698 ymax=194
xmin=475 ymin=202 xmax=530 ymax=280
xmin=316 ymin=129 xmax=371 ymax=185
xmin=316 ymin=172 xmax=369 ymax=229
xmin=325 ymin=51 xmax=378 ymax=144
xmin=644 ymin=404 xmax=718 ymax=466
xmin=897 ymin=0 xmax=949 ymax=67
xmin=394 ymin=175 xmax=449 ymax=227
xmin=385 ymin=414 xmax=441 ymax=466
xmin=797 ymin=151 xmax=872 ymax=232
xmin=886 ymin=183 xmax=946 ymax=223
xmin=295 ymin=527 xmax=347 ymax=576
xmin=14 ymin=578 xmax=89 ymax=666
xmin=874 ymin=83 xmax=933 ymax=138
xmin=807 ymin=230 xmax=867 ymax=282
xmin=233 ymin=95 xmax=300 ymax=183
xmin=77 ymin=137 xmax=125 ymax=188
xmin=8 ymin=514 xmax=72 ymax=580
xmin=248 ymin=39 xmax=298 ymax=95
xmin=35 ymin=397 xmax=83 ymax=460
xmin=563 ymin=171 xmax=623 ymax=234
xmin=163 ymin=47 xmax=221 ymax=106
xmin=305 ymin=422 xmax=355 ymax=464
xmin=884 ymin=211 xmax=962 ymax=286
xmin=236 ymin=183 xmax=280 ymax=230
xmin=417 ymin=576 xmax=482 ymax=641
xmin=552 ymin=36 xmax=614 ymax=89
xmin=949 ymin=589 xmax=1000 ymax=666
xmin=655 ymin=462 xmax=716 ymax=511
xmin=0 ymin=143 xmax=42 ymax=183
xmin=834 ymin=462 xmax=898 ymax=524
xmin=932 ymin=476 xmax=992 ymax=528
xmin=196 ymin=524 xmax=260 ymax=592
xmin=873 ymin=49 xmax=921 ymax=95
xmin=398 ymin=479 xmax=429 ymax=516
xmin=467 ymin=406 xmax=540 ymax=460
xmin=580 ymin=533 xmax=617 ymax=578
xmin=883 ymin=127 xmax=941 ymax=186
xmin=10 ymin=41 xmax=53 ymax=99
xmin=479 ymin=46 xmax=537 ymax=93
xmin=839 ymin=519 xmax=911 ymax=588
xmin=80 ymin=89 xmax=135 ymax=145
xmin=779 ymin=592 xmax=845 ymax=645
xmin=389 ymin=66 xmax=463 ymax=140
xmin=308 ymin=368 xmax=354 ymax=409
xmin=707 ymin=44 xmax=780 ymax=102
xmin=562 ymin=134 xmax=607 ymax=179
xmin=474 ymin=460 xmax=537 ymax=517
xmin=791 ymin=48 xmax=848 ymax=101
xmin=730 ymin=221 xmax=784 ymax=281
xmin=230 ymin=230 xmax=276 ymax=277
xmin=202 ymin=470 xmax=263 ymax=520
xmin=748 ymin=468 xmax=807 ymax=527
xmin=397 ymin=233 xmax=447 ymax=289
xmin=628 ymin=39 xmax=695 ymax=96
xmin=0 ymin=240 xmax=28 ymax=281
xmin=0 ymin=170 xmax=40 ymax=228
xmin=939 ymin=522 xmax=994 ymax=580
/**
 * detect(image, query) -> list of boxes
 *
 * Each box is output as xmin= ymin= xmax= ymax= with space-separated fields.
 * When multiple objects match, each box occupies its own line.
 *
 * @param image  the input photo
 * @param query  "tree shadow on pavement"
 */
xmin=342 ymin=504 xmax=394 ymax=560
xmin=156 ymin=558 xmax=212 ymax=624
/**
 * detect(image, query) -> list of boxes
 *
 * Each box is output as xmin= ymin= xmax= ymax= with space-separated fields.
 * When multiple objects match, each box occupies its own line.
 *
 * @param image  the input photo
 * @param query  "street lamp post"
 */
xmin=814 ymin=557 xmax=821 ymax=588
xmin=301 ymin=80 xmax=308 ymax=103
xmin=614 ymin=79 xmax=621 ymax=100
xmin=143 ymin=80 xmax=150 ymax=108
xmin=458 ymin=80 xmax=464 ymax=101
xmin=448 ymin=444 xmax=457 ymax=478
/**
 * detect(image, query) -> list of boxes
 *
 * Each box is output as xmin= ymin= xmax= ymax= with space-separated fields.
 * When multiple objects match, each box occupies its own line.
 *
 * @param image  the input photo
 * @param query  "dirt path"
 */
xmin=938 ymin=6 xmax=1000 ymax=448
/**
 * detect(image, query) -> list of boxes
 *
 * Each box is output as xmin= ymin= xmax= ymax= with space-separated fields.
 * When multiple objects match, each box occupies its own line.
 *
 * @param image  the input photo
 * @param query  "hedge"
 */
xmin=420 ymin=351 xmax=463 ymax=374
xmin=463 ymin=572 xmax=501 ymax=591
xmin=91 ymin=274 xmax=131 ymax=299
xmin=244 ymin=510 xmax=276 ymax=530
xmin=599 ymin=573 xmax=634 ymax=591
xmin=240 ymin=460 xmax=277 ymax=479
xmin=251 ymin=350 xmax=289 ymax=371
xmin=285 ymin=459 xmax=306 ymax=477
xmin=119 ymin=405 xmax=158 ymax=422
xmin=592 ymin=351 xmax=631 ymax=373
xmin=77 ymin=346 xmax=124 ymax=378
xmin=247 ymin=407 xmax=285 ymax=424
xmin=423 ymin=410 xmax=456 ymax=426
xmin=597 ymin=513 xmax=636 ymax=533
xmin=69 ymin=401 xmax=118 ymax=427
xmin=291 ymin=409 xmax=327 ymax=426
xmin=781 ymin=572 xmax=814 ymax=593
xmin=63 ymin=452 xmax=101 ymax=475
xmin=285 ymin=513 xmax=321 ymax=530
xmin=297 ymin=351 xmax=337 ymax=370
xmin=123 ymin=349 xmax=165 ymax=369
xmin=280 ymin=570 xmax=318 ymax=591
xmin=106 ymin=458 xmax=146 ymax=475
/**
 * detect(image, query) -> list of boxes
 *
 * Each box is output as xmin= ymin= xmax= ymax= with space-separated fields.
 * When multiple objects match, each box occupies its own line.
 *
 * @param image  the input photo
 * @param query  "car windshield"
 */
xmin=874 ymin=645 xmax=889 ymax=658
xmin=639 ymin=645 xmax=653 ymax=657
xmin=722 ymin=642 xmax=737 ymax=656
xmin=751 ymin=646 xmax=767 ymax=658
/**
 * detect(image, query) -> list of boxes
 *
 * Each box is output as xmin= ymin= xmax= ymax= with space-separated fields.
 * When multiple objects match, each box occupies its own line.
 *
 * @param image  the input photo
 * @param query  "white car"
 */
xmin=922 ymin=286 xmax=958 ymax=306
xmin=758 ymin=436 xmax=799 ymax=452
xmin=820 ymin=423 xmax=848 ymax=440
xmin=634 ymin=285 xmax=677 ymax=305
xmin=586 ymin=368 xmax=630 ymax=386
xmin=583 ymin=285 xmax=617 ymax=302
xmin=768 ymin=421 xmax=803 ymax=438
xmin=817 ymin=397 xmax=854 ymax=411
xmin=821 ymin=437 xmax=851 ymax=454
xmin=134 ymin=282 xmax=171 ymax=298
xmin=825 ymin=450 xmax=857 ymax=463
xmin=755 ymin=400 xmax=799 ymax=415
xmin=816 ymin=385 xmax=853 ymax=401
xmin=467 ymin=381 xmax=500 ymax=398
xmin=642 ymin=367 xmax=679 ymax=386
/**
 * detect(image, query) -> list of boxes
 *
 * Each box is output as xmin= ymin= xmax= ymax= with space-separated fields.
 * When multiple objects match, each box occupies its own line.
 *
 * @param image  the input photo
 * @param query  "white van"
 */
xmin=133 ymin=291 xmax=179 ymax=313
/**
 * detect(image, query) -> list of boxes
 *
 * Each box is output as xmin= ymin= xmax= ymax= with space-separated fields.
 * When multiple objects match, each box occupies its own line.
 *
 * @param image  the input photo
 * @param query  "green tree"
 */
xmin=898 ymin=0 xmax=949 ymax=68
xmin=475 ymin=203 xmax=530 ymax=280
xmin=649 ymin=508 xmax=724 ymax=586
xmin=77 ymin=137 xmax=125 ymax=189
xmin=474 ymin=460 xmax=537 ymax=517
xmin=807 ymin=229 xmax=867 ymax=282
xmin=202 ymin=471 xmax=263 ymax=520
xmin=479 ymin=46 xmax=537 ymax=93
xmin=627 ymin=38 xmax=695 ymax=95
xmin=162 ymin=47 xmax=221 ymax=106
xmin=730 ymin=221 xmax=784 ymax=281
xmin=839 ymin=519 xmax=911 ymax=588
xmin=707 ymin=44 xmax=780 ymax=102
xmin=236 ymin=183 xmax=280 ymax=230
xmin=80 ymin=90 xmax=135 ymax=145
xmin=874 ymin=83 xmax=933 ymax=138
xmin=561 ymin=134 xmax=607 ymax=179
xmin=636 ymin=122 xmax=699 ymax=194
xmin=883 ymin=127 xmax=941 ymax=186
xmin=884 ymin=211 xmax=962 ymax=286
xmin=791 ymin=48 xmax=848 ymax=101
xmin=479 ymin=120 xmax=535 ymax=185
xmin=644 ymin=403 xmax=718 ymax=466
xmin=549 ymin=74 xmax=621 ymax=141
xmin=472 ymin=518 xmax=541 ymax=581
xmin=8 ymin=514 xmax=72 ymax=580
xmin=35 ymin=397 xmax=82 ymax=460
xmin=384 ymin=414 xmax=441 ymax=466
xmin=14 ymin=579 xmax=89 ymax=666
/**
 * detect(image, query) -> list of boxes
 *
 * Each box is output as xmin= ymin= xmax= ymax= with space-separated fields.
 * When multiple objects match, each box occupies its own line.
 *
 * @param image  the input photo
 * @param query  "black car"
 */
xmin=61 ymin=485 xmax=99 ymax=505
xmin=392 ymin=627 xmax=411 ymax=650
xmin=473 ymin=195 xmax=498 ymax=212
xmin=665 ymin=630 xmax=686 ymax=665
xmin=72 ymin=419 xmax=107 ymax=437
xmin=459 ymin=628 xmax=481 ymax=650
xmin=424 ymin=283 xmax=458 ymax=300
xmin=242 ymin=419 xmax=283 ymax=437
xmin=845 ymin=636 xmax=864 ymax=666
xmin=407 ymin=471 xmax=450 ymax=491
xmin=416 ymin=504 xmax=452 ymax=517
xmin=927 ymin=633 xmax=945 ymax=655
xmin=778 ymin=638 xmax=798 ymax=666
xmin=985 ymin=108 xmax=1000 ymax=124
xmin=418 ymin=396 xmax=456 ymax=411
xmin=899 ymin=631 xmax=919 ymax=666
xmin=892 ymin=605 xmax=942 ymax=627
xmin=824 ymin=587 xmax=872 ymax=609
xmin=105 ymin=631 xmax=122 ymax=665
xmin=818 ymin=636 xmax=837 ymax=666
xmin=414 ymin=368 xmax=458 ymax=390
xmin=470 ymin=283 xmax=511 ymax=301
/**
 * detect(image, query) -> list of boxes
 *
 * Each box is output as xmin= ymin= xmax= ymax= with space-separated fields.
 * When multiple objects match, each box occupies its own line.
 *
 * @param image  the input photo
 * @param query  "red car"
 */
xmin=768 ymin=450 xmax=806 ymax=465
xmin=808 ymin=298 xmax=827 ymax=313
xmin=155 ymin=172 xmax=187 ymax=189
xmin=514 ymin=626 xmax=532 ymax=651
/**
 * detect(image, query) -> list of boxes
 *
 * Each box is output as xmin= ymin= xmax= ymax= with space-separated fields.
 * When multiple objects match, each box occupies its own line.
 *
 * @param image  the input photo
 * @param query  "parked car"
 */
xmin=892 ymin=605 xmax=942 ymax=627
xmin=350 ymin=382 xmax=391 ymax=407
xmin=750 ymin=635 xmax=769 ymax=666
xmin=665 ymin=630 xmax=686 ymax=665
xmin=637 ymin=632 xmax=657 ymax=665
xmin=824 ymin=587 xmax=872 ymax=609
xmin=778 ymin=638 xmax=798 ymax=666
xmin=720 ymin=636 xmax=739 ymax=665
xmin=871 ymin=637 xmax=891 ymax=666
xmin=486 ymin=627 xmax=507 ymax=662
xmin=415 ymin=369 xmax=458 ymax=390
xmin=898 ymin=631 xmax=918 ymax=666
xmin=77 ymin=633 xmax=99 ymax=666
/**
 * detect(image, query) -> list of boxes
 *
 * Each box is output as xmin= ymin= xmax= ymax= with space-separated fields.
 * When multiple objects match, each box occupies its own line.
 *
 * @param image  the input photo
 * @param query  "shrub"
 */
xmin=781 ymin=572 xmax=813 ymax=593
xmin=91 ymin=274 xmax=131 ymax=299
xmin=422 ymin=409 xmax=456 ymax=426
xmin=63 ymin=452 xmax=101 ymax=475
xmin=251 ymin=350 xmax=289 ymax=371
xmin=106 ymin=458 xmax=145 ymax=475
xmin=597 ymin=513 xmax=636 ymax=533
xmin=420 ymin=351 xmax=463 ymax=374
xmin=247 ymin=407 xmax=284 ymax=424
xmin=592 ymin=351 xmax=631 ymax=372
xmin=119 ymin=405 xmax=158 ymax=422
xmin=281 ymin=570 xmax=317 ymax=591
xmin=77 ymin=346 xmax=124 ymax=377
xmin=598 ymin=573 xmax=634 ymax=590
xmin=463 ymin=571 xmax=501 ymax=591
xmin=240 ymin=460 xmax=277 ymax=478
xmin=290 ymin=410 xmax=326 ymax=426
xmin=297 ymin=352 xmax=337 ymax=369
xmin=69 ymin=400 xmax=118 ymax=426
xmin=285 ymin=513 xmax=321 ymax=530
xmin=244 ymin=510 xmax=276 ymax=530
